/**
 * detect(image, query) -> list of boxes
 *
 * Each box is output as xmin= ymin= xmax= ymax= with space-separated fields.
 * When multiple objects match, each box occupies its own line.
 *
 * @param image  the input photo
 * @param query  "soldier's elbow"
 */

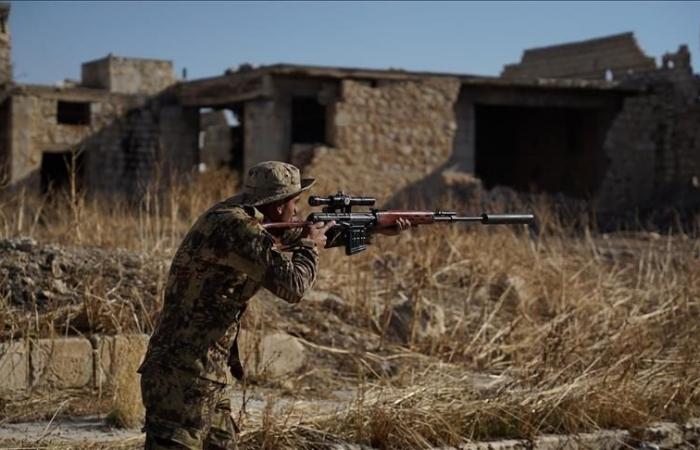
xmin=271 ymin=284 xmax=306 ymax=304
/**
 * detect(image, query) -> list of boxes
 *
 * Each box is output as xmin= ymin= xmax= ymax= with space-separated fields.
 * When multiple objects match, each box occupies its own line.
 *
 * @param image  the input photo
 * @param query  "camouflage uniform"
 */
xmin=138 ymin=162 xmax=318 ymax=450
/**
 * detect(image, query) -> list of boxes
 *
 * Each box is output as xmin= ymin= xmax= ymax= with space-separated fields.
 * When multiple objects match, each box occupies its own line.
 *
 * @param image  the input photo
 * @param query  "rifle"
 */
xmin=263 ymin=192 xmax=535 ymax=255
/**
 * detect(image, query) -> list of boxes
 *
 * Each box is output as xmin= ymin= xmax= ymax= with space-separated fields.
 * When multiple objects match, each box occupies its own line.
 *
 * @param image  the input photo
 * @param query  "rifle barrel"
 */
xmin=433 ymin=215 xmax=483 ymax=222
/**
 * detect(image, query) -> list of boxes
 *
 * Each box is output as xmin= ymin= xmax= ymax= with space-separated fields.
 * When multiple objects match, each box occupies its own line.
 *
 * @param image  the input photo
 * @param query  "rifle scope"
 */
xmin=309 ymin=194 xmax=376 ymax=207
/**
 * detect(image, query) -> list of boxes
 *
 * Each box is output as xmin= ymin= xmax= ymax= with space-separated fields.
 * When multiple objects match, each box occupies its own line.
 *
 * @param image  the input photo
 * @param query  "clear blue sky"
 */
xmin=8 ymin=1 xmax=700 ymax=85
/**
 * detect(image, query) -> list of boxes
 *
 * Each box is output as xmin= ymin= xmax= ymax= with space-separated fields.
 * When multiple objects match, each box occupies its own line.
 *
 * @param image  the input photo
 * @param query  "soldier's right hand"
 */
xmin=306 ymin=221 xmax=336 ymax=249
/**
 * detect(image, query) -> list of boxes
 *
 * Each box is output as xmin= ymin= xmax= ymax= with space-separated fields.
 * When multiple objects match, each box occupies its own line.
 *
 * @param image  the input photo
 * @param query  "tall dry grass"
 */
xmin=1 ymin=171 xmax=699 ymax=447
xmin=0 ymin=169 xmax=239 ymax=254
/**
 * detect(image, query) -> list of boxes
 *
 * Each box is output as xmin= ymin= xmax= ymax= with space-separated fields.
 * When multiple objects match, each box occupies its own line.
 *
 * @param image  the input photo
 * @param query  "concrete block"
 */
xmin=95 ymin=334 xmax=149 ymax=388
xmin=238 ymin=330 xmax=306 ymax=380
xmin=30 ymin=338 xmax=93 ymax=389
xmin=94 ymin=335 xmax=113 ymax=388
xmin=0 ymin=340 xmax=29 ymax=393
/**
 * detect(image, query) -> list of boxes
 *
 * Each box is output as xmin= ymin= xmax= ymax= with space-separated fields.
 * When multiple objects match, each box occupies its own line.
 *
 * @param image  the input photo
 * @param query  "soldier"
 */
xmin=138 ymin=161 xmax=407 ymax=450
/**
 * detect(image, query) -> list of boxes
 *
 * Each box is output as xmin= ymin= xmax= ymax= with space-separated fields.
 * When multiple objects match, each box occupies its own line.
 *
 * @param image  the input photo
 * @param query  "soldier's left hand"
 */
xmin=378 ymin=218 xmax=412 ymax=236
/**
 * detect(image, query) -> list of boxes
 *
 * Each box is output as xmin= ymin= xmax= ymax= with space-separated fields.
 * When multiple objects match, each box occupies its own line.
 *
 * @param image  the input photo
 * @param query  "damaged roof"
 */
xmin=178 ymin=62 xmax=642 ymax=106
xmin=502 ymin=32 xmax=657 ymax=80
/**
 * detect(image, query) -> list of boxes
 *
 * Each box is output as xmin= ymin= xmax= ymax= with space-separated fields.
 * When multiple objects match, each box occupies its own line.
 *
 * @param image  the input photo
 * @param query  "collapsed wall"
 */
xmin=305 ymin=77 xmax=461 ymax=205
xmin=502 ymin=32 xmax=656 ymax=80
xmin=3 ymin=54 xmax=197 ymax=198
xmin=596 ymin=46 xmax=700 ymax=215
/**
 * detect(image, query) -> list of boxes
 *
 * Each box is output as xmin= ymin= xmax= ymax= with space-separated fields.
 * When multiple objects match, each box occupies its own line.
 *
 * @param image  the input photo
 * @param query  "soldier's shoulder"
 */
xmin=202 ymin=195 xmax=254 ymax=220
xmin=200 ymin=196 xmax=266 ymax=238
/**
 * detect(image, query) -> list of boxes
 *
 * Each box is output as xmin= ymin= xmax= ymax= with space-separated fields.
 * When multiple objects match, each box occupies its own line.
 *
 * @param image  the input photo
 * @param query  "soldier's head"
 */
xmin=243 ymin=161 xmax=315 ymax=222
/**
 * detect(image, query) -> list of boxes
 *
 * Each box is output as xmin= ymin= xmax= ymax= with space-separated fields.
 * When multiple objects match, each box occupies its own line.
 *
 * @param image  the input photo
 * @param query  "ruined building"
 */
xmin=0 ymin=1 xmax=698 ymax=215
xmin=0 ymin=53 xmax=196 ymax=197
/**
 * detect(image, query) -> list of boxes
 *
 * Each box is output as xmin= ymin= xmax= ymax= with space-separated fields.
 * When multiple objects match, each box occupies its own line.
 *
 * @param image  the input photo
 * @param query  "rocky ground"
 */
xmin=0 ymin=237 xmax=169 ymax=339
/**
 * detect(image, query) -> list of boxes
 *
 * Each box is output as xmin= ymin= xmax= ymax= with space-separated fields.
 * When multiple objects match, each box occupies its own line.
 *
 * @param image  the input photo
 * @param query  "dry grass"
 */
xmin=104 ymin=335 xmax=149 ymax=429
xmin=1 ymin=170 xmax=699 ymax=448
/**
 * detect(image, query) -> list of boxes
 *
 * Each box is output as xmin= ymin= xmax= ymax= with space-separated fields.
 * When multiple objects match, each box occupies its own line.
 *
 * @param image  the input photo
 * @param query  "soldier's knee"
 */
xmin=203 ymin=429 xmax=237 ymax=450
xmin=144 ymin=417 xmax=203 ymax=450
xmin=145 ymin=432 xmax=195 ymax=450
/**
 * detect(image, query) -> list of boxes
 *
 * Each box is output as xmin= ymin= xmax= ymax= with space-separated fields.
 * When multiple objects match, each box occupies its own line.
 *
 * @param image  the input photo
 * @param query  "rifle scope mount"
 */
xmin=309 ymin=192 xmax=376 ymax=213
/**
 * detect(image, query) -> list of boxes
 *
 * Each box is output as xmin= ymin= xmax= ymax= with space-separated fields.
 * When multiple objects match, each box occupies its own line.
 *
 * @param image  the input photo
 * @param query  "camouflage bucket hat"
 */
xmin=242 ymin=161 xmax=315 ymax=206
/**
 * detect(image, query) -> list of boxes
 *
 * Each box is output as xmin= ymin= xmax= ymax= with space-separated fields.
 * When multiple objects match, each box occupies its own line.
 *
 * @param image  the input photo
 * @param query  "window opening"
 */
xmin=57 ymin=101 xmax=91 ymax=125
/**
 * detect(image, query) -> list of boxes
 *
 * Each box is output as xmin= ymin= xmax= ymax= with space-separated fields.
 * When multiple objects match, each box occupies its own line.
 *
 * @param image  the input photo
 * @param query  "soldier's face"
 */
xmin=279 ymin=196 xmax=300 ymax=222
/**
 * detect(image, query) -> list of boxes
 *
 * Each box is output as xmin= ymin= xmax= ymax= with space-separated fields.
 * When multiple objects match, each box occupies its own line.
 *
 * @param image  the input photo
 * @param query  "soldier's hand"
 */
xmin=306 ymin=221 xmax=336 ymax=248
xmin=378 ymin=218 xmax=412 ymax=236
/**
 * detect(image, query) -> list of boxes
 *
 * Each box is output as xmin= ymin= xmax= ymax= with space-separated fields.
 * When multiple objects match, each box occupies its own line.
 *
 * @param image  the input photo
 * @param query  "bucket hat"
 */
xmin=242 ymin=161 xmax=315 ymax=206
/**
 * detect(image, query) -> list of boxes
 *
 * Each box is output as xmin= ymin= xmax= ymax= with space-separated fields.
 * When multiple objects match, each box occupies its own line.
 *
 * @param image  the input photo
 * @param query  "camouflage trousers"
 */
xmin=140 ymin=367 xmax=237 ymax=450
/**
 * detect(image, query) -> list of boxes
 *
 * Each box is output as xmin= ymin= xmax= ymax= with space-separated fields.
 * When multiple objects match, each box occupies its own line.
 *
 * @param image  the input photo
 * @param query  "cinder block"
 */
xmin=0 ymin=340 xmax=29 ymax=393
xmin=30 ymin=338 xmax=93 ymax=389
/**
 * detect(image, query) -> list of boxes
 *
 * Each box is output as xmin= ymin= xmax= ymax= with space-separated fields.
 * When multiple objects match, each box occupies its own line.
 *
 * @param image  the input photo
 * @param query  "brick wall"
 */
xmin=305 ymin=78 xmax=461 ymax=205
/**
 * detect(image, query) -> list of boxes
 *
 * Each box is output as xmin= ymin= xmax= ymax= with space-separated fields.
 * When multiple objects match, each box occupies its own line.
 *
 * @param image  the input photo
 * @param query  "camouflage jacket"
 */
xmin=138 ymin=194 xmax=318 ymax=384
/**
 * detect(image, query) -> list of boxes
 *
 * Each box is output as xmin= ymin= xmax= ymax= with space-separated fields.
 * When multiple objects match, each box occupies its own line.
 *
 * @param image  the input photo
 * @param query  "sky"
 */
xmin=8 ymin=1 xmax=700 ymax=85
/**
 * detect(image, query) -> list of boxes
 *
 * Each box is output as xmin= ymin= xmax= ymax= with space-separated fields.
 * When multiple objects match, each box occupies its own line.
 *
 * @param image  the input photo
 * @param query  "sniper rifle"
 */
xmin=263 ymin=192 xmax=535 ymax=255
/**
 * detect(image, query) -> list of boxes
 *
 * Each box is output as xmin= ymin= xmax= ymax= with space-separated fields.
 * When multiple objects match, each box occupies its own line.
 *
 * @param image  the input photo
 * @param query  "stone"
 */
xmin=384 ymin=296 xmax=446 ymax=344
xmin=0 ymin=340 xmax=29 ymax=394
xmin=237 ymin=330 xmax=306 ymax=380
xmin=303 ymin=290 xmax=347 ymax=315
xmin=30 ymin=338 xmax=93 ymax=389
xmin=95 ymin=334 xmax=150 ymax=388
xmin=51 ymin=279 xmax=69 ymax=295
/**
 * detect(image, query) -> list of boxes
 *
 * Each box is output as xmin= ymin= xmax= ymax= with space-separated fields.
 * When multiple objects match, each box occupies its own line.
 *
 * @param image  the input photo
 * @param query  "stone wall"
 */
xmin=82 ymin=55 xmax=175 ymax=95
xmin=85 ymin=103 xmax=161 ymax=197
xmin=502 ymin=32 xmax=656 ymax=80
xmin=244 ymin=99 xmax=283 ymax=172
xmin=6 ymin=87 xmax=198 ymax=198
xmin=0 ymin=3 xmax=11 ymax=85
xmin=6 ymin=89 xmax=134 ymax=187
xmin=0 ymin=336 xmax=149 ymax=396
xmin=85 ymin=98 xmax=198 ymax=198
xmin=0 ymin=332 xmax=305 ymax=397
xmin=0 ymin=99 xmax=9 ymax=183
xmin=305 ymin=78 xmax=461 ymax=205
xmin=596 ymin=52 xmax=700 ymax=212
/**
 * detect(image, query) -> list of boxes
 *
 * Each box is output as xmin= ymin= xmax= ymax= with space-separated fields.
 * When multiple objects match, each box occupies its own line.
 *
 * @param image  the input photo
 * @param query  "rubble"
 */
xmin=0 ymin=237 xmax=167 ymax=338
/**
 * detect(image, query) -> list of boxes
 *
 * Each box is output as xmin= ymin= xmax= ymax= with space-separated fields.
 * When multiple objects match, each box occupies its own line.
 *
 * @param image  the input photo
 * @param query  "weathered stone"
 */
xmin=307 ymin=78 xmax=461 ymax=206
xmin=94 ymin=334 xmax=149 ymax=388
xmin=303 ymin=290 xmax=347 ymax=315
xmin=238 ymin=330 xmax=306 ymax=380
xmin=82 ymin=55 xmax=175 ymax=95
xmin=0 ymin=340 xmax=29 ymax=393
xmin=384 ymin=296 xmax=446 ymax=344
xmin=535 ymin=429 xmax=628 ymax=449
xmin=30 ymin=338 xmax=93 ymax=389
